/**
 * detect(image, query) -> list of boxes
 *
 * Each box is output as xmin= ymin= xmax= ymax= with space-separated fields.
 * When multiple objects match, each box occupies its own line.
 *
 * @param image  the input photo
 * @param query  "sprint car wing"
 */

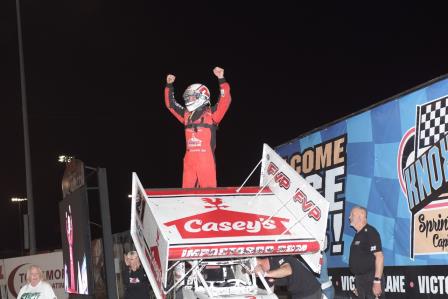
xmin=130 ymin=144 xmax=329 ymax=299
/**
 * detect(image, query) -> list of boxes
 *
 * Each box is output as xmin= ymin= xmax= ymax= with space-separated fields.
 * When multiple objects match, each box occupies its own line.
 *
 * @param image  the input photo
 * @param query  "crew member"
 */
xmin=349 ymin=206 xmax=385 ymax=299
xmin=255 ymin=255 xmax=322 ymax=299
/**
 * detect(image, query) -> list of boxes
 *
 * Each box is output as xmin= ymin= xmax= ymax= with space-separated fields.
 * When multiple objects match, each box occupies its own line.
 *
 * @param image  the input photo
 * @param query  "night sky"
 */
xmin=2 ymin=1 xmax=448 ymax=257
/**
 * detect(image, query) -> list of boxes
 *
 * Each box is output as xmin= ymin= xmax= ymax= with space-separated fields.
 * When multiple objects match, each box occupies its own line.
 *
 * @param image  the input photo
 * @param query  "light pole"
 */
xmin=11 ymin=197 xmax=28 ymax=255
xmin=15 ymin=0 xmax=36 ymax=255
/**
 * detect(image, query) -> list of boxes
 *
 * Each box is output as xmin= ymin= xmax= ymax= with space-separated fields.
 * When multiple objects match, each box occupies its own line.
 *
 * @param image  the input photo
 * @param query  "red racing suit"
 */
xmin=164 ymin=78 xmax=231 ymax=188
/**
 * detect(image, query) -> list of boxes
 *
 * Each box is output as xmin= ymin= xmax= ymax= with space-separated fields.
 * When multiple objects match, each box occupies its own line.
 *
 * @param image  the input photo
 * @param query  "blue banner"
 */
xmin=275 ymin=76 xmax=448 ymax=271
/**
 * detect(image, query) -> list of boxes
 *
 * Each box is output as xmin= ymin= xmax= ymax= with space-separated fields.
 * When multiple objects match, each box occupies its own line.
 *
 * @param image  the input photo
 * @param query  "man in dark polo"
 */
xmin=349 ymin=206 xmax=385 ymax=298
xmin=255 ymin=255 xmax=322 ymax=299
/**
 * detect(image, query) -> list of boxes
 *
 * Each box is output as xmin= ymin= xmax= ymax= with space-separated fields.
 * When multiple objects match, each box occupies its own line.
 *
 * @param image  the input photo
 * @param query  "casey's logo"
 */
xmin=164 ymin=198 xmax=290 ymax=238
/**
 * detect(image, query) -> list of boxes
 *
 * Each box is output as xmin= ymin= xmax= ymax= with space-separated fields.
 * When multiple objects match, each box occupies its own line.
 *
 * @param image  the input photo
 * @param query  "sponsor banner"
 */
xmin=413 ymin=200 xmax=448 ymax=255
xmin=275 ymin=75 xmax=448 ymax=270
xmin=331 ymin=265 xmax=448 ymax=298
xmin=169 ymin=240 xmax=319 ymax=259
xmin=3 ymin=251 xmax=67 ymax=299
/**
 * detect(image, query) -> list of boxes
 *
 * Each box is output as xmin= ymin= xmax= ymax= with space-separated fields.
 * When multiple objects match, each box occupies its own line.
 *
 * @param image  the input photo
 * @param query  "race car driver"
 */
xmin=164 ymin=66 xmax=231 ymax=188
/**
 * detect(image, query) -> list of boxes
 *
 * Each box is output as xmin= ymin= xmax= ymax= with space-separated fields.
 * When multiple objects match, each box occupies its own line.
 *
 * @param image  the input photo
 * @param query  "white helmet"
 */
xmin=183 ymin=83 xmax=210 ymax=112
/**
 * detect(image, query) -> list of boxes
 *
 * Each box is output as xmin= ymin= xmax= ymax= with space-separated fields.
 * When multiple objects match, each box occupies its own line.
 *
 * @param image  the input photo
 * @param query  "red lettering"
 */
xmin=302 ymin=198 xmax=315 ymax=211
xmin=293 ymin=189 xmax=306 ymax=203
xmin=267 ymin=162 xmax=279 ymax=175
xmin=308 ymin=207 xmax=321 ymax=221
xmin=267 ymin=162 xmax=290 ymax=189
xmin=293 ymin=188 xmax=321 ymax=221
xmin=274 ymin=172 xmax=290 ymax=189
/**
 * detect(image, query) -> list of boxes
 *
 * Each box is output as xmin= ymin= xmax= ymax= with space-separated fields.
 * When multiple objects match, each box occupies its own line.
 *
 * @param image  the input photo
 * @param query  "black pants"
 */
xmin=291 ymin=289 xmax=322 ymax=299
xmin=354 ymin=272 xmax=385 ymax=299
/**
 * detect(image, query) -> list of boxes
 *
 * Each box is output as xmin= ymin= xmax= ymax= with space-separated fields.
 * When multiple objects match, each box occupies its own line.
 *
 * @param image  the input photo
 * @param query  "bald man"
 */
xmin=348 ymin=206 xmax=385 ymax=299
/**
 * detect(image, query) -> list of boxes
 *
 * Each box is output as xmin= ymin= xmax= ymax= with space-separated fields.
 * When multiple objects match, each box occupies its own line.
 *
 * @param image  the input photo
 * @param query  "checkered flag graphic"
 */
xmin=415 ymin=96 xmax=448 ymax=158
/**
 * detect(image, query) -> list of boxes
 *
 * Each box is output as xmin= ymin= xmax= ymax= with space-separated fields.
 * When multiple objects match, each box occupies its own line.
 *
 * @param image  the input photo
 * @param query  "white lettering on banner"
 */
xmin=305 ymin=166 xmax=345 ymax=254
xmin=418 ymin=275 xmax=448 ymax=294
xmin=340 ymin=275 xmax=407 ymax=294
xmin=340 ymin=276 xmax=355 ymax=291
xmin=181 ymin=246 xmax=276 ymax=258
xmin=184 ymin=219 xmax=276 ymax=233
xmin=176 ymin=243 xmax=315 ymax=259
xmin=324 ymin=167 xmax=345 ymax=212
xmin=385 ymin=276 xmax=405 ymax=293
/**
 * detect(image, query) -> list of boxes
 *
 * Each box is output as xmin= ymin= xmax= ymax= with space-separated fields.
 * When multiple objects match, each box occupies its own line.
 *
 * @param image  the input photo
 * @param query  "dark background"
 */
xmin=1 ymin=1 xmax=448 ymax=257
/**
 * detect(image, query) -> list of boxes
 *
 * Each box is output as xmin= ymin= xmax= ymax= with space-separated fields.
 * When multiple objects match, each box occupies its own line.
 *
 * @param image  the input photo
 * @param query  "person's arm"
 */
xmin=374 ymin=251 xmax=384 ymax=279
xmin=370 ymin=226 xmax=384 ymax=297
xmin=264 ymin=263 xmax=292 ymax=279
xmin=164 ymin=74 xmax=185 ymax=123
xmin=211 ymin=67 xmax=231 ymax=123
xmin=372 ymin=251 xmax=384 ymax=297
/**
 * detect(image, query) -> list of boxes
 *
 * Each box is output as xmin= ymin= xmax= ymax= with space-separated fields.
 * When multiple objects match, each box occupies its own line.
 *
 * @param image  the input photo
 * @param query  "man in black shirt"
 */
xmin=255 ymin=255 xmax=322 ymax=299
xmin=123 ymin=251 xmax=152 ymax=299
xmin=349 ymin=206 xmax=385 ymax=299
